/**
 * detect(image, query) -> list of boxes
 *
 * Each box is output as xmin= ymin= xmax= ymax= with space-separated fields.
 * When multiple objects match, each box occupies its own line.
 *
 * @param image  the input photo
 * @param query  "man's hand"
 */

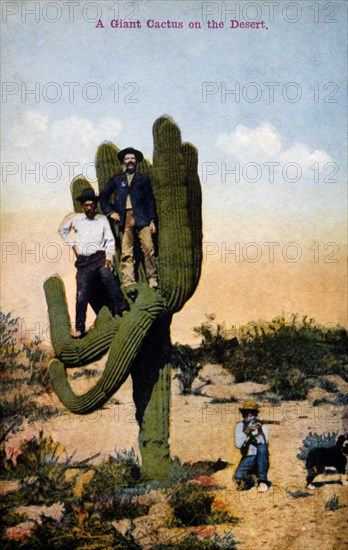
xmin=244 ymin=421 xmax=261 ymax=435
xmin=243 ymin=425 xmax=254 ymax=435
xmin=109 ymin=212 xmax=120 ymax=223
xmin=149 ymin=220 xmax=156 ymax=235
xmin=105 ymin=259 xmax=114 ymax=271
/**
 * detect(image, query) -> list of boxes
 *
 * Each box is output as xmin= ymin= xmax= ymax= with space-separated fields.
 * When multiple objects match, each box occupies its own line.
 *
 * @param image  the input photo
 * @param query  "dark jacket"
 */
xmin=100 ymin=172 xmax=157 ymax=230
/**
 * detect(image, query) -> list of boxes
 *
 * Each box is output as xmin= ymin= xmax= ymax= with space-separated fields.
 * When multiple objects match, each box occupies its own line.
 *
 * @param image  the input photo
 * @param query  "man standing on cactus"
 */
xmin=59 ymin=188 xmax=129 ymax=338
xmin=100 ymin=147 xmax=159 ymax=291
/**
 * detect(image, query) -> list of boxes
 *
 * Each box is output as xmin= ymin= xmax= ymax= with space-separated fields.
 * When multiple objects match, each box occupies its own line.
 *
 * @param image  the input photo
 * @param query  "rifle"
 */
xmin=259 ymin=419 xmax=281 ymax=425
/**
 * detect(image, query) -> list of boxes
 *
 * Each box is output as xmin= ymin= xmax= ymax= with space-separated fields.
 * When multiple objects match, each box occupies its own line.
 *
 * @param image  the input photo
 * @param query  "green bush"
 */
xmin=171 ymin=314 xmax=238 ymax=395
xmin=176 ymin=313 xmax=347 ymax=400
xmin=297 ymin=431 xmax=338 ymax=461
xmin=0 ymin=440 xmax=145 ymax=548
xmin=286 ymin=490 xmax=312 ymax=498
xmin=193 ymin=314 xmax=238 ymax=365
xmin=0 ymin=310 xmax=58 ymax=443
xmin=325 ymin=495 xmax=346 ymax=511
xmin=1 ymin=512 xmax=141 ymax=549
xmin=170 ymin=484 xmax=214 ymax=526
xmin=226 ymin=315 xmax=347 ymax=400
xmin=171 ymin=344 xmax=203 ymax=394
xmin=81 ymin=449 xmax=141 ymax=504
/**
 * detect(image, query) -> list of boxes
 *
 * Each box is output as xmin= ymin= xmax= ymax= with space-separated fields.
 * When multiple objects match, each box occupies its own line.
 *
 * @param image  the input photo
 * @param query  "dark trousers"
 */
xmin=75 ymin=250 xmax=126 ymax=332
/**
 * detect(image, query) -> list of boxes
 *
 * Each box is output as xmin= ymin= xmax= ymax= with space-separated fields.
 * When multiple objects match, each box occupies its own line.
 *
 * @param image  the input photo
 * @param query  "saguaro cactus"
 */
xmin=44 ymin=115 xmax=202 ymax=478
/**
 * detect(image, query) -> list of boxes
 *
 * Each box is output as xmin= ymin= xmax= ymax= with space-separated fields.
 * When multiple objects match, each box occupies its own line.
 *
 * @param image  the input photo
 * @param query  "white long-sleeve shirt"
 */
xmin=59 ymin=213 xmax=116 ymax=260
xmin=235 ymin=422 xmax=269 ymax=456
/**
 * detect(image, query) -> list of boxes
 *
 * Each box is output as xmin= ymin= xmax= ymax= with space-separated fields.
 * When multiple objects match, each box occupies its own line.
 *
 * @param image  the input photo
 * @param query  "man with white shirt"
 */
xmin=234 ymin=400 xmax=271 ymax=492
xmin=59 ymin=188 xmax=128 ymax=338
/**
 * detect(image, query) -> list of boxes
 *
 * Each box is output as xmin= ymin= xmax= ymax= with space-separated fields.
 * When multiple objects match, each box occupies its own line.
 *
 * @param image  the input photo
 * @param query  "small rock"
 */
xmin=137 ymin=490 xmax=164 ymax=507
xmin=0 ymin=480 xmax=21 ymax=495
xmin=324 ymin=375 xmax=348 ymax=394
xmin=307 ymin=387 xmax=335 ymax=403
xmin=111 ymin=518 xmax=133 ymax=537
xmin=5 ymin=521 xmax=36 ymax=540
xmin=15 ymin=502 xmax=65 ymax=524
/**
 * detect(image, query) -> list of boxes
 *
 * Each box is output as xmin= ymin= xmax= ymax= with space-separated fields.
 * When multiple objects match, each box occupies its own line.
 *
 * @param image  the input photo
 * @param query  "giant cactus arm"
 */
xmin=70 ymin=176 xmax=93 ymax=213
xmin=153 ymin=116 xmax=203 ymax=312
xmin=49 ymin=285 xmax=166 ymax=414
xmin=182 ymin=142 xmax=202 ymax=290
xmin=95 ymin=142 xmax=121 ymax=193
xmin=44 ymin=276 xmax=120 ymax=366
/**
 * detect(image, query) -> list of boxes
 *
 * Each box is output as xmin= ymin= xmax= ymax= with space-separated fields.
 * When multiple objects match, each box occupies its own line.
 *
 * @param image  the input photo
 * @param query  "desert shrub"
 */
xmin=1 ymin=511 xmax=141 ymax=550
xmin=166 ymin=458 xmax=228 ymax=488
xmin=313 ymin=392 xmax=348 ymax=406
xmin=0 ymin=310 xmax=58 ymax=443
xmin=193 ymin=314 xmax=238 ymax=365
xmin=0 ymin=311 xmax=21 ymax=372
xmin=0 ymin=431 xmax=101 ymax=508
xmin=286 ymin=490 xmax=312 ymax=498
xmin=170 ymin=484 xmax=215 ymax=526
xmin=325 ymin=495 xmax=346 ymax=511
xmin=95 ymin=489 xmax=149 ymax=521
xmin=297 ymin=431 xmax=338 ymax=461
xmin=171 ymin=344 xmax=203 ymax=394
xmin=171 ymin=315 xmax=237 ymax=395
xmin=81 ymin=450 xmax=141 ymax=503
xmin=210 ymin=396 xmax=237 ymax=404
xmin=226 ymin=315 xmax=348 ymax=400
xmin=169 ymin=482 xmax=237 ymax=528
xmin=319 ymin=377 xmax=339 ymax=393
xmin=0 ymin=441 xmax=145 ymax=548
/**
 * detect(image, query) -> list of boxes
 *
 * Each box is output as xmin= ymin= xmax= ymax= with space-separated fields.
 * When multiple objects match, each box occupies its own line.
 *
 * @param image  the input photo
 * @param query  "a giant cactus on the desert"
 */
xmin=44 ymin=115 xmax=202 ymax=478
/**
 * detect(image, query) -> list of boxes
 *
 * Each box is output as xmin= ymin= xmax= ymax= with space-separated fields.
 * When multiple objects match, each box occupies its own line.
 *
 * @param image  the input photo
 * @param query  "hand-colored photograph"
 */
xmin=1 ymin=1 xmax=347 ymax=548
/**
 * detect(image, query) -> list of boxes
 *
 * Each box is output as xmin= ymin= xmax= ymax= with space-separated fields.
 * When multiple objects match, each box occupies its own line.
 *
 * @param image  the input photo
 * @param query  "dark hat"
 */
xmin=239 ymin=400 xmax=260 ymax=414
xmin=117 ymin=147 xmax=144 ymax=163
xmin=76 ymin=188 xmax=99 ymax=204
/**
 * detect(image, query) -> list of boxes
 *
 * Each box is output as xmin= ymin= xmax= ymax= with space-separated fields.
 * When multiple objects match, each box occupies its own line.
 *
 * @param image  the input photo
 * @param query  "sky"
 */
xmin=1 ymin=0 xmax=347 ymax=334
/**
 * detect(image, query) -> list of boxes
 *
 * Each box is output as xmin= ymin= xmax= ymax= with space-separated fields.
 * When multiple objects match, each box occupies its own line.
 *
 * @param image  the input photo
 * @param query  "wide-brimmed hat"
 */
xmin=76 ymin=188 xmax=99 ymax=204
xmin=117 ymin=147 xmax=144 ymax=163
xmin=239 ymin=400 xmax=260 ymax=414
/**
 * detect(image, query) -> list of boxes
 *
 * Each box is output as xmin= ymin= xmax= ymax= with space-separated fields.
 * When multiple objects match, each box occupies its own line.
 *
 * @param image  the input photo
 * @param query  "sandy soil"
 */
xmin=5 ymin=363 xmax=348 ymax=549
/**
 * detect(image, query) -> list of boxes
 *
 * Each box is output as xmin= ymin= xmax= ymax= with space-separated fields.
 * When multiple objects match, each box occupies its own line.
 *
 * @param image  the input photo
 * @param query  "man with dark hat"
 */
xmin=59 ymin=188 xmax=128 ymax=338
xmin=234 ymin=400 xmax=271 ymax=492
xmin=100 ymin=147 xmax=158 ymax=291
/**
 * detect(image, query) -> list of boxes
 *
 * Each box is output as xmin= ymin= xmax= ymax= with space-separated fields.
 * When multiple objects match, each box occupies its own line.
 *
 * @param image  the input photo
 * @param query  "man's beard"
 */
xmin=125 ymin=162 xmax=136 ymax=173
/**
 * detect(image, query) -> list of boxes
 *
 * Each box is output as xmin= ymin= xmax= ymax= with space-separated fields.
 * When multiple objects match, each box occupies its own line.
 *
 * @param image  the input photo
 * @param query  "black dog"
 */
xmin=306 ymin=435 xmax=348 ymax=488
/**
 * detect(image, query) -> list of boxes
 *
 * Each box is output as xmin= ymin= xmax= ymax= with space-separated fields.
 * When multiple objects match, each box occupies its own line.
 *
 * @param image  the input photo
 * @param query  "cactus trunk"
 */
xmin=131 ymin=317 xmax=172 ymax=479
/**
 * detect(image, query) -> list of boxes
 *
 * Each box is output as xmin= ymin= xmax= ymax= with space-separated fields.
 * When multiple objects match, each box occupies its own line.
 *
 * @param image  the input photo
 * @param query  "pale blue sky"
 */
xmin=1 ymin=0 xmax=347 ymax=241
xmin=1 ymin=0 xmax=347 ymax=333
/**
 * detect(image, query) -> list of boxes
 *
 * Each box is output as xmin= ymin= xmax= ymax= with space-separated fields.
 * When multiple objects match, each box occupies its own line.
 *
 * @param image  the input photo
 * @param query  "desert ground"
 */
xmin=3 ymin=360 xmax=348 ymax=549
